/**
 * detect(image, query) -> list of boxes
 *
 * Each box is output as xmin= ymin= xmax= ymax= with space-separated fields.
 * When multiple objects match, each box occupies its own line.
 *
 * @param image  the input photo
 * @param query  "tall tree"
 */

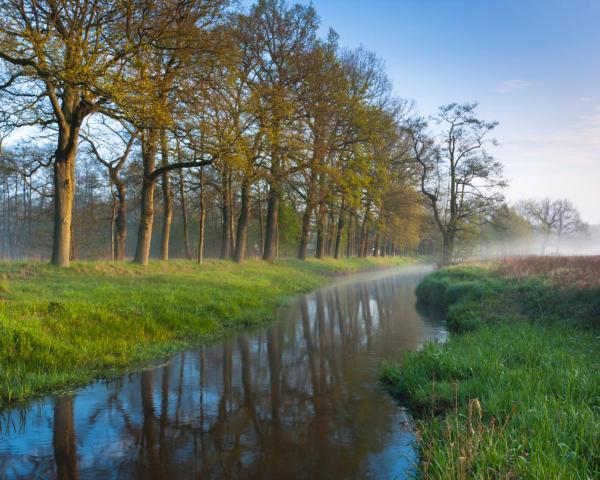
xmin=0 ymin=0 xmax=138 ymax=266
xmin=240 ymin=0 xmax=318 ymax=260
xmin=408 ymin=103 xmax=505 ymax=265
xmin=120 ymin=0 xmax=227 ymax=265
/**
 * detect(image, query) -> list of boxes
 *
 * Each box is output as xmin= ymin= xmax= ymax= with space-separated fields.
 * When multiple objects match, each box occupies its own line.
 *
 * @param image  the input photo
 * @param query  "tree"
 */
xmin=82 ymin=119 xmax=137 ymax=261
xmin=517 ymin=197 xmax=586 ymax=254
xmin=407 ymin=103 xmax=505 ymax=265
xmin=239 ymin=0 xmax=318 ymax=260
xmin=0 ymin=0 xmax=138 ymax=266
xmin=117 ymin=0 xmax=228 ymax=265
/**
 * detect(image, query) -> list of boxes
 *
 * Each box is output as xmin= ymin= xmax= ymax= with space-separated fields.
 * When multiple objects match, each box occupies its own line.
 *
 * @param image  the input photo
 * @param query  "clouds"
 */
xmin=497 ymin=79 xmax=532 ymax=93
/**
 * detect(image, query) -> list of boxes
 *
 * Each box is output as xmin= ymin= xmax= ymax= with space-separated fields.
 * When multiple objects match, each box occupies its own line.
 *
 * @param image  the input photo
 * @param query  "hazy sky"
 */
xmin=300 ymin=0 xmax=600 ymax=223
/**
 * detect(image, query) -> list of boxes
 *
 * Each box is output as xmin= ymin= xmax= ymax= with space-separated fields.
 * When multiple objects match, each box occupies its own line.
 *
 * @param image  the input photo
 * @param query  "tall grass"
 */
xmin=0 ymin=256 xmax=414 ymax=405
xmin=381 ymin=260 xmax=600 ymax=479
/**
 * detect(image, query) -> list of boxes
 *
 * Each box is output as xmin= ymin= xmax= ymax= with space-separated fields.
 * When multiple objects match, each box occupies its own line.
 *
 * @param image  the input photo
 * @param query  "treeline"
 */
xmin=2 ymin=1 xmax=591 ymax=267
xmin=0 ymin=0 xmax=427 ymax=266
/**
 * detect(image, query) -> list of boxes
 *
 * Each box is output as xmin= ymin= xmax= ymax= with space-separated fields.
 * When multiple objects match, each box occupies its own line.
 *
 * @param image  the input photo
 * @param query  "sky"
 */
xmin=297 ymin=0 xmax=600 ymax=224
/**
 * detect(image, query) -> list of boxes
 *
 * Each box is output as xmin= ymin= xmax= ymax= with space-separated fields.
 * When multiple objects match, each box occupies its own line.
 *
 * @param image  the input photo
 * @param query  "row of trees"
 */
xmin=4 ymin=0 xmax=564 ymax=267
xmin=0 ymin=0 xmax=432 ymax=266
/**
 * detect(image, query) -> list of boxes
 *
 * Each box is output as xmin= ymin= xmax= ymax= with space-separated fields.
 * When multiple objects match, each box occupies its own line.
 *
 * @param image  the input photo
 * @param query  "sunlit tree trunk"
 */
xmin=159 ymin=129 xmax=173 ymax=261
xmin=134 ymin=128 xmax=159 ymax=266
xmin=52 ymin=122 xmax=80 ymax=267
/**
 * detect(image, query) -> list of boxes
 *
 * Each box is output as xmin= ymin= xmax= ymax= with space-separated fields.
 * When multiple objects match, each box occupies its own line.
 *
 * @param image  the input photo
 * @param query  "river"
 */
xmin=0 ymin=265 xmax=447 ymax=479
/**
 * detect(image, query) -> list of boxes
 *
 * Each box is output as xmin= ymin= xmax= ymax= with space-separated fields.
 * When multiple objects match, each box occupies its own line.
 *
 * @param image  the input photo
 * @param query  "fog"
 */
xmin=471 ymin=225 xmax=600 ymax=260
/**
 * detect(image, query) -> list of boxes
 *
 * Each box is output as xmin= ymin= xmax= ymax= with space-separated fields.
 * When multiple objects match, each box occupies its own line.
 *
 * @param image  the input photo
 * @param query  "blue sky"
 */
xmin=299 ymin=0 xmax=600 ymax=223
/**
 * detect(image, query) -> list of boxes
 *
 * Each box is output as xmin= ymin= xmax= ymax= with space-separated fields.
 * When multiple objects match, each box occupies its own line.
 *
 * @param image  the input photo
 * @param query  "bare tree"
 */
xmin=517 ymin=197 xmax=586 ymax=254
xmin=82 ymin=119 xmax=137 ymax=261
xmin=407 ymin=103 xmax=505 ymax=264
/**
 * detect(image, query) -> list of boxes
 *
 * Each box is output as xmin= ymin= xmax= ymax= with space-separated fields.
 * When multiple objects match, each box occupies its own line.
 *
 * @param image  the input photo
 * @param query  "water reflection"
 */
xmin=0 ymin=266 xmax=446 ymax=480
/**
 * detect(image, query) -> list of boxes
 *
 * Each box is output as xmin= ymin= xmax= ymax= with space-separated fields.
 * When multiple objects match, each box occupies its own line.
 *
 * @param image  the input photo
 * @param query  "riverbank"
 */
xmin=0 ymin=256 xmax=417 ymax=406
xmin=381 ymin=257 xmax=600 ymax=479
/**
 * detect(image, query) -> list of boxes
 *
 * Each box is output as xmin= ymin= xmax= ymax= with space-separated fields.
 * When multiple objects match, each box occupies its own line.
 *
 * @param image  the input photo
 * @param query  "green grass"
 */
xmin=0 ymin=256 xmax=416 ymax=406
xmin=381 ymin=266 xmax=600 ymax=479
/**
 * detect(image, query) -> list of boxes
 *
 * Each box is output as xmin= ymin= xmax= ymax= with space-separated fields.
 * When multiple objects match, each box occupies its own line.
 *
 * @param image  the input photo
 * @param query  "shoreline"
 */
xmin=381 ymin=262 xmax=600 ymax=478
xmin=0 ymin=256 xmax=420 ymax=407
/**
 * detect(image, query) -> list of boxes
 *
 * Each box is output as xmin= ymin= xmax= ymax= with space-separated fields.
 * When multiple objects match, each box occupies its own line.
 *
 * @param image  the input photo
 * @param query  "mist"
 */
xmin=471 ymin=226 xmax=600 ymax=260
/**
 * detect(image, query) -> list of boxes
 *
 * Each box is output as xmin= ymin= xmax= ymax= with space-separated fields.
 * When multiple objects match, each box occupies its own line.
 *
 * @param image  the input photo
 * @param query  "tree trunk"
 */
xmin=234 ymin=178 xmax=251 ymax=263
xmin=441 ymin=235 xmax=454 ymax=266
xmin=298 ymin=204 xmax=312 ymax=260
xmin=134 ymin=129 xmax=159 ymax=266
xmin=159 ymin=129 xmax=173 ymax=261
xmin=113 ymin=178 xmax=127 ymax=261
xmin=334 ymin=203 xmax=345 ymax=260
xmin=298 ymin=169 xmax=318 ymax=260
xmin=346 ymin=213 xmax=353 ymax=258
xmin=257 ymin=183 xmax=264 ymax=258
xmin=50 ymin=88 xmax=89 ymax=268
xmin=229 ymin=172 xmax=235 ymax=257
xmin=197 ymin=166 xmax=206 ymax=264
xmin=314 ymin=201 xmax=325 ymax=259
xmin=263 ymin=185 xmax=280 ymax=261
xmin=359 ymin=205 xmax=370 ymax=258
xmin=110 ymin=194 xmax=116 ymax=260
xmin=372 ymin=230 xmax=380 ymax=257
xmin=178 ymin=170 xmax=191 ymax=259
xmin=220 ymin=168 xmax=232 ymax=259
xmin=51 ymin=140 xmax=78 ymax=267
xmin=326 ymin=208 xmax=336 ymax=256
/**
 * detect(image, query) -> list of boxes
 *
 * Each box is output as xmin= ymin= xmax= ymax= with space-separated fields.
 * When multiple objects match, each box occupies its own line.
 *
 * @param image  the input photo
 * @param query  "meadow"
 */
xmin=381 ymin=256 xmax=600 ymax=479
xmin=0 ymin=256 xmax=414 ymax=406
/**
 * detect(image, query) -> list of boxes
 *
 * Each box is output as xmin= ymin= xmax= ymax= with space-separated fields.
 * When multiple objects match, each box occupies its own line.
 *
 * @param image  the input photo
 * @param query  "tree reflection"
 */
xmin=1 ymin=269 xmax=441 ymax=479
xmin=53 ymin=396 xmax=79 ymax=480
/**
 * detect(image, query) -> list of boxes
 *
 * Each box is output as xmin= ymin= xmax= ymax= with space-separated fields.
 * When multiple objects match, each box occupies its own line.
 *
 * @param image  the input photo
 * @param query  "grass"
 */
xmin=0 ymin=255 xmax=416 ymax=406
xmin=380 ymin=258 xmax=600 ymax=479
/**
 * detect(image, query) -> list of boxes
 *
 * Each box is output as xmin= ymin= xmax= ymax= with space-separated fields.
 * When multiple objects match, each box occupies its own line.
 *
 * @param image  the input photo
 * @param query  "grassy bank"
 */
xmin=0 ymin=256 xmax=415 ymax=405
xmin=381 ymin=258 xmax=600 ymax=479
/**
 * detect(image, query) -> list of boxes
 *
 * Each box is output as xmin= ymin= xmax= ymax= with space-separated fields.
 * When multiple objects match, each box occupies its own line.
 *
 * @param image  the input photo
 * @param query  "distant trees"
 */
xmin=517 ymin=197 xmax=587 ymax=253
xmin=407 ymin=103 xmax=505 ymax=265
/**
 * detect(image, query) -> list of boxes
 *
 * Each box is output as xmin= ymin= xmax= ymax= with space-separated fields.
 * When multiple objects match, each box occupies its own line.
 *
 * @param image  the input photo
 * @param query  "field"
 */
xmin=0 ymin=256 xmax=415 ymax=406
xmin=494 ymin=255 xmax=600 ymax=288
xmin=381 ymin=256 xmax=600 ymax=479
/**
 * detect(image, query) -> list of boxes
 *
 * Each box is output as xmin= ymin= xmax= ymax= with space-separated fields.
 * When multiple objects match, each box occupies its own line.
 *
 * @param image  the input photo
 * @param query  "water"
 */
xmin=0 ymin=265 xmax=447 ymax=479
